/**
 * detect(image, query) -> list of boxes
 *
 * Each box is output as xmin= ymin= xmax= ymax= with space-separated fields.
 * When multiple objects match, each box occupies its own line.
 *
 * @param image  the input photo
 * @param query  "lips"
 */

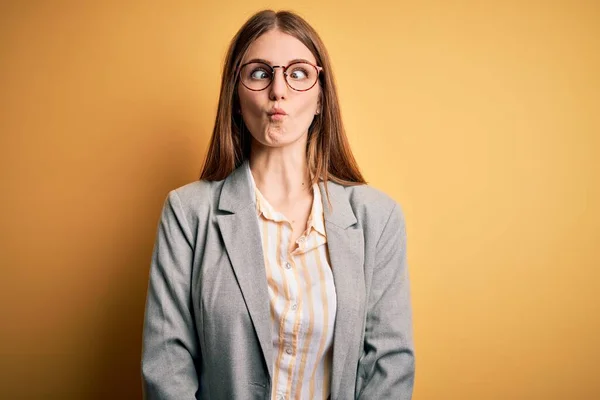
xmin=268 ymin=113 xmax=286 ymax=121
xmin=267 ymin=107 xmax=287 ymax=116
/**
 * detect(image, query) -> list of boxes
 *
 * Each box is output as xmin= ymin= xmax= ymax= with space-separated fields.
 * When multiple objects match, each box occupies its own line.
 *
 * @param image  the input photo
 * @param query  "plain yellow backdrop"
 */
xmin=1 ymin=1 xmax=598 ymax=399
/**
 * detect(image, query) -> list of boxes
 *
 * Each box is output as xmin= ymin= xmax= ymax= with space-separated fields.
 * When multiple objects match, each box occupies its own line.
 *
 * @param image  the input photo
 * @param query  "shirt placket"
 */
xmin=279 ymin=221 xmax=304 ymax=399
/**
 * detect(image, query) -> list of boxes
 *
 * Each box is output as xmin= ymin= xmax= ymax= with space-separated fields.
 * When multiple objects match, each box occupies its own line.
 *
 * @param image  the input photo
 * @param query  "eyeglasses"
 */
xmin=238 ymin=60 xmax=323 ymax=92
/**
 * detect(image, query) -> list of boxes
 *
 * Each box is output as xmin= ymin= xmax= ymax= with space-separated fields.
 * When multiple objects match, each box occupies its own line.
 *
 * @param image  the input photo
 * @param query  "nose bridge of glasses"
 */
xmin=270 ymin=65 xmax=288 ymax=79
xmin=269 ymin=65 xmax=289 ymax=91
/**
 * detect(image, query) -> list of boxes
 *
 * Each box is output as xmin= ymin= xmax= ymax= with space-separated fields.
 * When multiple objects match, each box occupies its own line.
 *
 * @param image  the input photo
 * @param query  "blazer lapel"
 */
xmin=319 ymin=182 xmax=365 ymax=399
xmin=216 ymin=162 xmax=274 ymax=380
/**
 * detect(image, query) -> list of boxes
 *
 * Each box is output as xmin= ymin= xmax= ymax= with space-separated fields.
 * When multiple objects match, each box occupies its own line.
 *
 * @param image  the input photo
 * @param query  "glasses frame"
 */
xmin=237 ymin=60 xmax=323 ymax=92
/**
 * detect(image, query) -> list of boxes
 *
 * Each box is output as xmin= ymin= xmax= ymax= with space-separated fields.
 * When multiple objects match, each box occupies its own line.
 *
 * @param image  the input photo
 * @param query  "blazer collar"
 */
xmin=318 ymin=180 xmax=357 ymax=229
xmin=218 ymin=159 xmax=357 ymax=228
xmin=218 ymin=160 xmax=255 ymax=213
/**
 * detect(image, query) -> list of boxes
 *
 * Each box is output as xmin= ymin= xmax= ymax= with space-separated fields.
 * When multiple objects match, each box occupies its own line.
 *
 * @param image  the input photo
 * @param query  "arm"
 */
xmin=141 ymin=191 xmax=201 ymax=399
xmin=356 ymin=204 xmax=415 ymax=399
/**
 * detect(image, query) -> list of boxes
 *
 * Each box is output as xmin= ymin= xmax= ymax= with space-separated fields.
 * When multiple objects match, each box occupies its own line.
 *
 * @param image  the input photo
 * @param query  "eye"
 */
xmin=289 ymin=67 xmax=309 ymax=80
xmin=250 ymin=68 xmax=271 ymax=80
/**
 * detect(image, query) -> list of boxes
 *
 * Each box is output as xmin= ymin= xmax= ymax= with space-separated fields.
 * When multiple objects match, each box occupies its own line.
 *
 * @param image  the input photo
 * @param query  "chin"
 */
xmin=247 ymin=122 xmax=308 ymax=149
xmin=267 ymin=130 xmax=308 ymax=147
xmin=263 ymin=137 xmax=296 ymax=148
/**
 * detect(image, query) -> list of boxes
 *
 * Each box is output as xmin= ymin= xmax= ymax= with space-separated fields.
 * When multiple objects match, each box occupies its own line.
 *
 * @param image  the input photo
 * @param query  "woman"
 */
xmin=142 ymin=9 xmax=415 ymax=400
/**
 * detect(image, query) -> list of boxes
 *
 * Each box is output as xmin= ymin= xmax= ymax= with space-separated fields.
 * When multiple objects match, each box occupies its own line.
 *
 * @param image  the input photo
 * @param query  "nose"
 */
xmin=269 ymin=66 xmax=288 ymax=101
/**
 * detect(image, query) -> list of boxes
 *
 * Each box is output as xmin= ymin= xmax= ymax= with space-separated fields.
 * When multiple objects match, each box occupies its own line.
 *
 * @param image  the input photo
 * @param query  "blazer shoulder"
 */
xmin=165 ymin=179 xmax=224 ymax=220
xmin=344 ymin=184 xmax=400 ymax=214
xmin=341 ymin=183 xmax=406 ymax=235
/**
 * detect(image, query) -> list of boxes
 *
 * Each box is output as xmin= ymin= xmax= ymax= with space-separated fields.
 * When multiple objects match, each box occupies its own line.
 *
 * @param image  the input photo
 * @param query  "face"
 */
xmin=237 ymin=29 xmax=321 ymax=149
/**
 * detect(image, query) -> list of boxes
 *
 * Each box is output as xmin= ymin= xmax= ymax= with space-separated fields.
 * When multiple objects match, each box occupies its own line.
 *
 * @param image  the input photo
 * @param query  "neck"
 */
xmin=249 ymin=140 xmax=311 ymax=201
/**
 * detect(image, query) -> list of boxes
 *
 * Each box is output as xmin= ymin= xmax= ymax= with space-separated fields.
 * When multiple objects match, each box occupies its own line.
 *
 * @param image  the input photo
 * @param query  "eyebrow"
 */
xmin=243 ymin=57 xmax=314 ymax=66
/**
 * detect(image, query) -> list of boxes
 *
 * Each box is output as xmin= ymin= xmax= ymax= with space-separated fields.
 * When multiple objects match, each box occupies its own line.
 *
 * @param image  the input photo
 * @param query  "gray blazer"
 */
xmin=141 ymin=162 xmax=415 ymax=399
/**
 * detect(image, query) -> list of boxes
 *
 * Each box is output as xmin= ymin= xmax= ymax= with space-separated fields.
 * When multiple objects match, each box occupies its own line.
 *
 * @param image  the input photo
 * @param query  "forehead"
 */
xmin=242 ymin=29 xmax=316 ymax=65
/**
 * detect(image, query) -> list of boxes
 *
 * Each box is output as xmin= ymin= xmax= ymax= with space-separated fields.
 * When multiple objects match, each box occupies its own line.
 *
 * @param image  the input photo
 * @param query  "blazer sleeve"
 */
xmin=141 ymin=190 xmax=201 ymax=399
xmin=356 ymin=203 xmax=416 ymax=399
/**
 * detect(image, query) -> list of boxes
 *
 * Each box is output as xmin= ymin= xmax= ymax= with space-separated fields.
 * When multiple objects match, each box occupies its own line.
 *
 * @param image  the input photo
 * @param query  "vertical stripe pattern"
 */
xmin=249 ymin=173 xmax=337 ymax=400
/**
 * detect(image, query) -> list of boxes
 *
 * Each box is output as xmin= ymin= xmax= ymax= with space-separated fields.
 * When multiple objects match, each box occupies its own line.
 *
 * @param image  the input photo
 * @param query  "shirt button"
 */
xmin=284 ymin=262 xmax=292 ymax=269
xmin=291 ymin=303 xmax=298 ymax=310
xmin=285 ymin=347 xmax=293 ymax=355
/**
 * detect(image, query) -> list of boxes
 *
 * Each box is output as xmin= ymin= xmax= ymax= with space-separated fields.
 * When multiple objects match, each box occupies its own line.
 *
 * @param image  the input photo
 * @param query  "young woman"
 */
xmin=142 ymin=9 xmax=415 ymax=400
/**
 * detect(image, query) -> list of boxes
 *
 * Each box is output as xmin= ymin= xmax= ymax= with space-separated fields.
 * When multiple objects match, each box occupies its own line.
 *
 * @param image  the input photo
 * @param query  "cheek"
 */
xmin=296 ymin=92 xmax=320 ymax=117
xmin=238 ymin=88 xmax=263 ymax=114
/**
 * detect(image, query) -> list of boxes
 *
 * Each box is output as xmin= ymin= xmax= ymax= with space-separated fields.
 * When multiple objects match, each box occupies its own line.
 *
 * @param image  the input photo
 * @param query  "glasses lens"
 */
xmin=285 ymin=62 xmax=319 ymax=91
xmin=240 ymin=62 xmax=319 ymax=91
xmin=240 ymin=62 xmax=273 ymax=91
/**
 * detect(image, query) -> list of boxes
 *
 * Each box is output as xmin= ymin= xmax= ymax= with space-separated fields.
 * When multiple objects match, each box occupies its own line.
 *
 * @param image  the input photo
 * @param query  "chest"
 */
xmin=277 ymin=201 xmax=312 ymax=242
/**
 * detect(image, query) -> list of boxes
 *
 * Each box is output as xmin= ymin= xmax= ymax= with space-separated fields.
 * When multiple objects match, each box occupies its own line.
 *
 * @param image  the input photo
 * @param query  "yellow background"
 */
xmin=1 ymin=1 xmax=598 ymax=399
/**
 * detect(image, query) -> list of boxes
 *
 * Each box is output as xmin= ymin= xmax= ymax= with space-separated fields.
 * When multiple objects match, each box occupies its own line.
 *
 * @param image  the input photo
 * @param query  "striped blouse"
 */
xmin=248 ymin=171 xmax=337 ymax=400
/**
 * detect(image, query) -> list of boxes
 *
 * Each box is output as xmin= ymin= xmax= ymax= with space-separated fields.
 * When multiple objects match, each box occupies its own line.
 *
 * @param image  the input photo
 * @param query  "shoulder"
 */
xmin=344 ymin=184 xmax=397 ymax=212
xmin=170 ymin=179 xmax=223 ymax=204
xmin=163 ymin=179 xmax=225 ymax=221
xmin=339 ymin=183 xmax=406 ymax=236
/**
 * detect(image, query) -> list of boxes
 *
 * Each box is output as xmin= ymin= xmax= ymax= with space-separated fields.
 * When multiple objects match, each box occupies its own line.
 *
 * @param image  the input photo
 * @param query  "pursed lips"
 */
xmin=267 ymin=108 xmax=288 ymax=121
xmin=267 ymin=107 xmax=288 ymax=116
